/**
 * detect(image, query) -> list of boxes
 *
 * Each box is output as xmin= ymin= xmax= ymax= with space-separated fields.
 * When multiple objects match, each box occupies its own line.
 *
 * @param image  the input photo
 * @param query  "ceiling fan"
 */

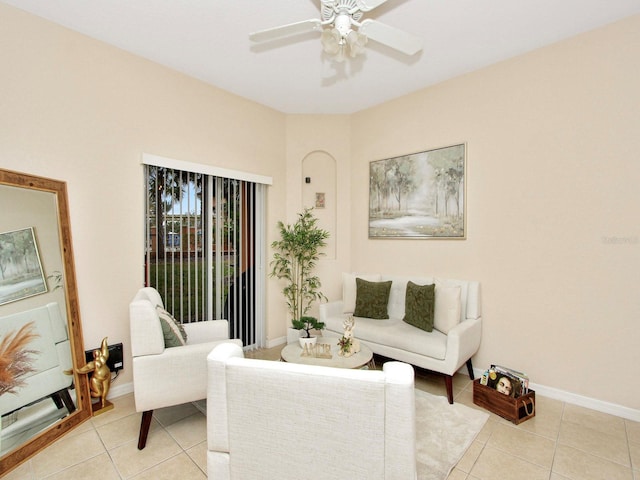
xmin=249 ymin=0 xmax=423 ymax=62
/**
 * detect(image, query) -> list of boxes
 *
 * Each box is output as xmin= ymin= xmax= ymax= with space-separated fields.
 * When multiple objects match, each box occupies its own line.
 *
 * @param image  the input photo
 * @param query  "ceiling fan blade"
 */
xmin=249 ymin=19 xmax=322 ymax=43
xmin=358 ymin=19 xmax=423 ymax=56
xmin=355 ymin=0 xmax=391 ymax=12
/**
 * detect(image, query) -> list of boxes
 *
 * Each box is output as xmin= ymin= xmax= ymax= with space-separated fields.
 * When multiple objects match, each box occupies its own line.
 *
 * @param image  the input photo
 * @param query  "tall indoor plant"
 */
xmin=270 ymin=208 xmax=330 ymax=338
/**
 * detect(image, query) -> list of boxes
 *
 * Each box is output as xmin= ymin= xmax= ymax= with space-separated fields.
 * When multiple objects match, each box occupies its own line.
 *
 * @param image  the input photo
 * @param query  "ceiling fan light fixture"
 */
xmin=321 ymin=28 xmax=341 ymax=55
xmin=321 ymin=25 xmax=367 ymax=61
xmin=319 ymin=6 xmax=368 ymax=62
xmin=347 ymin=30 xmax=367 ymax=57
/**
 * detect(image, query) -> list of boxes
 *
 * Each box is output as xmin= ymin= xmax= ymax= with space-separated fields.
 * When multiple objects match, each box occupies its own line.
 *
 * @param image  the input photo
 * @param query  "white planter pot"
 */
xmin=299 ymin=336 xmax=317 ymax=349
xmin=287 ymin=327 xmax=302 ymax=345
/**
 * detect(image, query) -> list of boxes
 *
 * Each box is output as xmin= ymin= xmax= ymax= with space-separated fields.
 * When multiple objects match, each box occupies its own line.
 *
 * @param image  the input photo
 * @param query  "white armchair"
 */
xmin=129 ymin=287 xmax=242 ymax=449
xmin=207 ymin=343 xmax=417 ymax=480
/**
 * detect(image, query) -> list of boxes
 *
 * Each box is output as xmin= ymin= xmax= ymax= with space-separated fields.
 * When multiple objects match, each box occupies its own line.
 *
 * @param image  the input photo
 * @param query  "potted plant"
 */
xmin=270 ymin=208 xmax=330 ymax=345
xmin=293 ymin=316 xmax=325 ymax=348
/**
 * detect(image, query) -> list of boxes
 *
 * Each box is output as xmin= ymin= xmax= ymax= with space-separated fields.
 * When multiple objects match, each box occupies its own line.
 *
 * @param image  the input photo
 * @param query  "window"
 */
xmin=143 ymin=154 xmax=270 ymax=348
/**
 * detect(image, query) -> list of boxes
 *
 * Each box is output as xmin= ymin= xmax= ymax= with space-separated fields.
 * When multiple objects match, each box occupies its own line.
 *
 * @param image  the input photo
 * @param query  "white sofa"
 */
xmin=207 ymin=342 xmax=417 ymax=480
xmin=319 ymin=274 xmax=482 ymax=404
xmin=0 ymin=302 xmax=74 ymax=417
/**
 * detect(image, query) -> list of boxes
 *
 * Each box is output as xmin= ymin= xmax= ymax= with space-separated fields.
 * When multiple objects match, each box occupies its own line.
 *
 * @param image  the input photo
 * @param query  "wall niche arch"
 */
xmin=301 ymin=151 xmax=336 ymax=260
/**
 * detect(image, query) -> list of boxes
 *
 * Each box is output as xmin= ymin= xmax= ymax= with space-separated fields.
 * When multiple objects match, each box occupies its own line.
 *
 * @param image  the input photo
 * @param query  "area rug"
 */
xmin=415 ymin=389 xmax=489 ymax=480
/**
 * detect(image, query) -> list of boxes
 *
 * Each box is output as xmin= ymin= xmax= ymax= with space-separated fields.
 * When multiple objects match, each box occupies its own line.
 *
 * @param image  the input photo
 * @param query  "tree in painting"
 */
xmin=369 ymin=144 xmax=465 ymax=238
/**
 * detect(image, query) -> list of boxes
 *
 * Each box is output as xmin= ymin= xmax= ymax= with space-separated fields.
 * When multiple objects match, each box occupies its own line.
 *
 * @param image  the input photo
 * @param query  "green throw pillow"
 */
xmin=353 ymin=278 xmax=392 ymax=319
xmin=403 ymin=281 xmax=435 ymax=332
xmin=156 ymin=306 xmax=188 ymax=348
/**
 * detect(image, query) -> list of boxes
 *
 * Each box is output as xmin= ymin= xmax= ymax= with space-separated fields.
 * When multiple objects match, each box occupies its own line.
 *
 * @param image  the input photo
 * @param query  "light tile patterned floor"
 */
xmin=4 ymin=345 xmax=639 ymax=479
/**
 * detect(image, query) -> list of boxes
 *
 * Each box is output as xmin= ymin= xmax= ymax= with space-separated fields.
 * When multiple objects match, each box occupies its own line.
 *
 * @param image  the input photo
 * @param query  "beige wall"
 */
xmin=2 ymin=2 xmax=638 ymax=411
xmin=284 ymin=115 xmax=352 ymax=313
xmin=349 ymin=15 xmax=640 ymax=409
xmin=0 ymin=3 xmax=287 ymax=387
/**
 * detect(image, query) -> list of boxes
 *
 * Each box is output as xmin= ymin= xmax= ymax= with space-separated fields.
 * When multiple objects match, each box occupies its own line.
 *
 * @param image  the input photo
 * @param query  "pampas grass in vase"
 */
xmin=0 ymin=322 xmax=39 ymax=396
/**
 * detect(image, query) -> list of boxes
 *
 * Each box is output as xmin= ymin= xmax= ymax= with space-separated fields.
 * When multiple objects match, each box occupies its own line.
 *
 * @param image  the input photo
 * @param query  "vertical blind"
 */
xmin=143 ymin=155 xmax=269 ymax=349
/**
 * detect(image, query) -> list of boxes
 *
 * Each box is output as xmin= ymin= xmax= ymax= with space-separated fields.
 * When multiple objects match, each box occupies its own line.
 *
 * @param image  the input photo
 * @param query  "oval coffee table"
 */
xmin=280 ymin=337 xmax=374 ymax=369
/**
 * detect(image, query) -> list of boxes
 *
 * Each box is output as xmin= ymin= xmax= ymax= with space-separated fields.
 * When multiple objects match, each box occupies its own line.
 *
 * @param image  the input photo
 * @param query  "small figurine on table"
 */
xmin=338 ymin=316 xmax=360 ymax=357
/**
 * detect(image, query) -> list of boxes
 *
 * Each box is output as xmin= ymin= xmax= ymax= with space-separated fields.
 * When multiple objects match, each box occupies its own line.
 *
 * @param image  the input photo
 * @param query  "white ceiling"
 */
xmin=3 ymin=0 xmax=639 ymax=114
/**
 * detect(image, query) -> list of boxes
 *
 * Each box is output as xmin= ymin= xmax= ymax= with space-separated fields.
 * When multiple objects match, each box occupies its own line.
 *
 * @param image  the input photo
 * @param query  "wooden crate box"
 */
xmin=472 ymin=379 xmax=536 ymax=424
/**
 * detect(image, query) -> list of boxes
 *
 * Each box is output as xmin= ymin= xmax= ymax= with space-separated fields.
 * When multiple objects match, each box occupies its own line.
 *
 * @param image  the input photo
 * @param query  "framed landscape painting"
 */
xmin=0 ymin=227 xmax=48 ymax=305
xmin=369 ymin=143 xmax=466 ymax=239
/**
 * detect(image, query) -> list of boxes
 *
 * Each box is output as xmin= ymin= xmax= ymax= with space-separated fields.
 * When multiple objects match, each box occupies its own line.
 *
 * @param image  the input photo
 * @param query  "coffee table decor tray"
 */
xmin=301 ymin=343 xmax=333 ymax=359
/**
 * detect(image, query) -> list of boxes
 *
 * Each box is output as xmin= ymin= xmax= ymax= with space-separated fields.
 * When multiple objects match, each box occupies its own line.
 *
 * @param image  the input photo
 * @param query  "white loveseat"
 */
xmin=207 ymin=342 xmax=417 ymax=480
xmin=319 ymin=274 xmax=482 ymax=404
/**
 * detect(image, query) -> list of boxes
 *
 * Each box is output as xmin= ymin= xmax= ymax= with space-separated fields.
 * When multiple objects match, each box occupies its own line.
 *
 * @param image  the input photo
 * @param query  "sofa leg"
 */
xmin=444 ymin=375 xmax=454 ymax=404
xmin=138 ymin=410 xmax=153 ymax=450
xmin=466 ymin=359 xmax=475 ymax=380
xmin=50 ymin=388 xmax=76 ymax=414
xmin=59 ymin=388 xmax=76 ymax=414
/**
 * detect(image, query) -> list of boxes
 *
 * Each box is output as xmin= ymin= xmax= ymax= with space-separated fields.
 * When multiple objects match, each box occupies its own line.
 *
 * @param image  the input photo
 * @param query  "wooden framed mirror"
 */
xmin=0 ymin=169 xmax=91 ymax=475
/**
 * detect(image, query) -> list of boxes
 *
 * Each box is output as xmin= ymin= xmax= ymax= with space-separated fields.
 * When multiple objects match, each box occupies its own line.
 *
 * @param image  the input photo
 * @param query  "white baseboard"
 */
xmin=471 ymin=368 xmax=640 ymax=422
xmin=529 ymin=382 xmax=640 ymax=422
xmin=266 ymin=336 xmax=287 ymax=348
xmin=106 ymin=380 xmax=133 ymax=400
xmin=106 ymin=359 xmax=640 ymax=422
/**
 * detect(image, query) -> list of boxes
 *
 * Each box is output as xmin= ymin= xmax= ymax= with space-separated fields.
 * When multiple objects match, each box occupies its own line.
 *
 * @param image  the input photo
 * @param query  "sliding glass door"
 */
xmin=144 ymin=162 xmax=266 ymax=348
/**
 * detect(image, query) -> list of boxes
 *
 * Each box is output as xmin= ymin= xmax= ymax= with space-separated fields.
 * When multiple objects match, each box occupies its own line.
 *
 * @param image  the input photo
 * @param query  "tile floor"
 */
xmin=4 ymin=345 xmax=639 ymax=480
